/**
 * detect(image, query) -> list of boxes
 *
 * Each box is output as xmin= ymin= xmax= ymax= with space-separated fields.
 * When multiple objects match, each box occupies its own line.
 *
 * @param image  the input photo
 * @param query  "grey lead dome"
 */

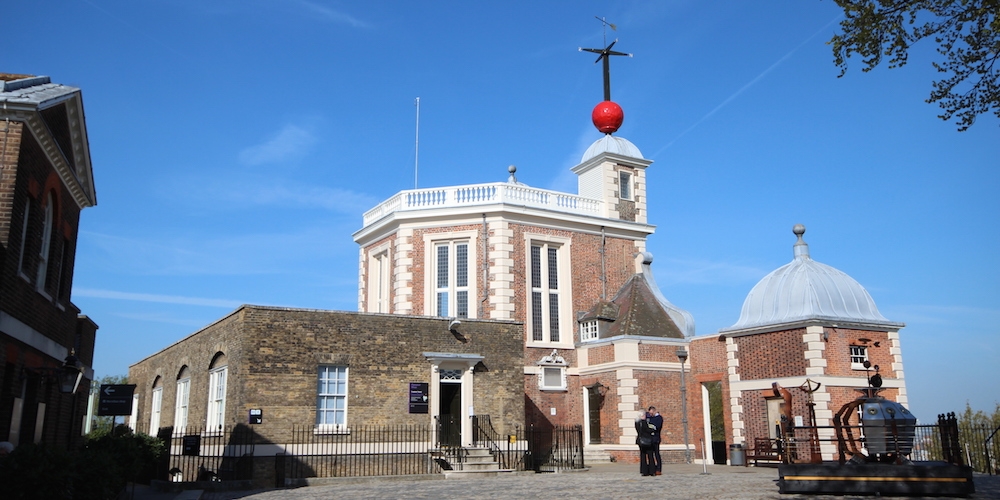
xmin=722 ymin=225 xmax=902 ymax=333
xmin=582 ymin=134 xmax=644 ymax=162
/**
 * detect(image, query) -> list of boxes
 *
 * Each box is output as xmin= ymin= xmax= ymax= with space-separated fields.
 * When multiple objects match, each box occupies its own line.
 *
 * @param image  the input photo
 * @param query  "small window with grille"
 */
xmin=619 ymin=171 xmax=632 ymax=200
xmin=850 ymin=345 xmax=868 ymax=370
xmin=580 ymin=320 xmax=599 ymax=342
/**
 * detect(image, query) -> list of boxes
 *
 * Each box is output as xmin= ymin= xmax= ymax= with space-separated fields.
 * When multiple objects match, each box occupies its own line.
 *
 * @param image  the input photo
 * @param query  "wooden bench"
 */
xmin=744 ymin=437 xmax=783 ymax=466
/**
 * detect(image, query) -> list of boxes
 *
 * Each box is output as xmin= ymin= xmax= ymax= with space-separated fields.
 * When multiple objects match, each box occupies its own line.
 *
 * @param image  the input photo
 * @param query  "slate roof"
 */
xmin=580 ymin=252 xmax=694 ymax=339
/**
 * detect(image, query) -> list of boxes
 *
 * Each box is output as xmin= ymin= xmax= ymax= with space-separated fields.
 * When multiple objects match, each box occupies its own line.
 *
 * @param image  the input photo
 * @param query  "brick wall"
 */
xmin=128 ymin=308 xmax=525 ymax=442
xmin=0 ymin=114 xmax=92 ymax=451
xmin=0 ymin=121 xmax=24 ymax=243
xmin=0 ymin=129 xmax=82 ymax=345
xmin=823 ymin=328 xmax=894 ymax=378
xmin=733 ymin=329 xmax=808 ymax=379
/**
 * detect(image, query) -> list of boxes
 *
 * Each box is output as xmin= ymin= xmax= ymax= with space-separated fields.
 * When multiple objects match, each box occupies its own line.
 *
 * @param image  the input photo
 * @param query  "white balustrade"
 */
xmin=362 ymin=183 xmax=604 ymax=226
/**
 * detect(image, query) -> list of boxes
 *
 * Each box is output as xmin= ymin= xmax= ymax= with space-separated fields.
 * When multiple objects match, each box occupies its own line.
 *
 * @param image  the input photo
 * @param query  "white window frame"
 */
xmin=36 ymin=193 xmax=54 ymax=294
xmin=619 ymin=170 xmax=633 ymax=201
xmin=33 ymin=402 xmax=46 ymax=444
xmin=423 ymin=230 xmax=478 ymax=318
xmin=537 ymin=350 xmax=568 ymax=391
xmin=524 ymin=235 xmax=572 ymax=347
xmin=128 ymin=394 xmax=139 ymax=431
xmin=367 ymin=244 xmax=392 ymax=313
xmin=149 ymin=387 xmax=162 ymax=435
xmin=850 ymin=345 xmax=869 ymax=370
xmin=206 ymin=366 xmax=227 ymax=431
xmin=174 ymin=378 xmax=190 ymax=430
xmin=540 ymin=366 xmax=567 ymax=391
xmin=316 ymin=365 xmax=349 ymax=434
xmin=580 ymin=320 xmax=599 ymax=342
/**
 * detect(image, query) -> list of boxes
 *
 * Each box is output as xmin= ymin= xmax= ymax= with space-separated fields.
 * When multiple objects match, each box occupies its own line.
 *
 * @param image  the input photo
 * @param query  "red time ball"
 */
xmin=592 ymin=101 xmax=624 ymax=134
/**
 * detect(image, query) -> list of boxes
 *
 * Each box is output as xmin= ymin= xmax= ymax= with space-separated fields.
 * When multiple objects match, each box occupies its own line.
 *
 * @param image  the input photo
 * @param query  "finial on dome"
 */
xmin=639 ymin=251 xmax=653 ymax=265
xmin=793 ymin=224 xmax=810 ymax=259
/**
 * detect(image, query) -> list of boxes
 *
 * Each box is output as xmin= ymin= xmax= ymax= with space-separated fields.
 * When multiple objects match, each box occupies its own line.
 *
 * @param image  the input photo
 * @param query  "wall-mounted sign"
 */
xmin=249 ymin=408 xmax=263 ymax=425
xmin=409 ymin=382 xmax=429 ymax=414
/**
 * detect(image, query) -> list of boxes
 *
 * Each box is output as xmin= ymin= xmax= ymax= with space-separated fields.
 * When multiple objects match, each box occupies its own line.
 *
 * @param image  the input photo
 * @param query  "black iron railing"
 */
xmin=160 ymin=416 xmax=585 ymax=482
xmin=525 ymin=423 xmax=585 ymax=472
xmin=283 ymin=424 xmax=440 ymax=479
xmin=160 ymin=425 xmax=256 ymax=482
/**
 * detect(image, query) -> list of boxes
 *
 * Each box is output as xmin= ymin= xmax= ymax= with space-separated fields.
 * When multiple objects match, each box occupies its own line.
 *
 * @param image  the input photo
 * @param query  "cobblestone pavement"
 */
xmin=192 ymin=464 xmax=1000 ymax=500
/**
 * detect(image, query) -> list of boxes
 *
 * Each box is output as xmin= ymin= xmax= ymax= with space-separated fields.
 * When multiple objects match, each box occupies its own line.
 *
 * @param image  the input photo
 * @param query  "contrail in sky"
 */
xmin=75 ymin=288 xmax=243 ymax=308
xmin=651 ymin=15 xmax=841 ymax=158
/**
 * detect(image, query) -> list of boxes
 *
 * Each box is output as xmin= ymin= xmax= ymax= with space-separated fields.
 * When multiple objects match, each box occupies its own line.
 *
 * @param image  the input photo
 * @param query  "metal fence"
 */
xmin=161 ymin=426 xmax=257 ymax=483
xmin=471 ymin=415 xmax=584 ymax=472
xmin=283 ymin=425 xmax=440 ymax=479
xmin=161 ymin=418 xmax=586 ymax=484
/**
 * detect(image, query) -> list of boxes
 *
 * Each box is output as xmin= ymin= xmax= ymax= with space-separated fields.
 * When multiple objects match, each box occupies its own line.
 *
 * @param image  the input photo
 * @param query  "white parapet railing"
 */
xmin=362 ymin=183 xmax=604 ymax=226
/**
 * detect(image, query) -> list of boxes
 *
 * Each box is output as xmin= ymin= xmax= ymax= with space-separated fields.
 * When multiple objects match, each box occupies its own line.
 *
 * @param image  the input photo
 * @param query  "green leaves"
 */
xmin=829 ymin=0 xmax=999 ymax=131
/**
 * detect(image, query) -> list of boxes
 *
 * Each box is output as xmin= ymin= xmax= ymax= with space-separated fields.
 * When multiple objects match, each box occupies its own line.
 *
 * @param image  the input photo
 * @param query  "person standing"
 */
xmin=646 ymin=406 xmax=664 ymax=475
xmin=635 ymin=410 xmax=657 ymax=476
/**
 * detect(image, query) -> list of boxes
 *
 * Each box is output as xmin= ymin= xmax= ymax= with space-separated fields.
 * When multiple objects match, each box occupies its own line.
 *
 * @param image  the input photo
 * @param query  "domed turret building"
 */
xmin=691 ymin=225 xmax=907 ymax=461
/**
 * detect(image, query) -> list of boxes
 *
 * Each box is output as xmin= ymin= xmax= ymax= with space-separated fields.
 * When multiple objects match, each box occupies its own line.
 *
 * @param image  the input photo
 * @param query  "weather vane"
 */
xmin=579 ymin=16 xmax=633 ymax=101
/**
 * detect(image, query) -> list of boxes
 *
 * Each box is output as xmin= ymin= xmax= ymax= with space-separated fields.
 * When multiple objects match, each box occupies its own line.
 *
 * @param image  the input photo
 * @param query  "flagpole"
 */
xmin=414 ymin=97 xmax=420 ymax=189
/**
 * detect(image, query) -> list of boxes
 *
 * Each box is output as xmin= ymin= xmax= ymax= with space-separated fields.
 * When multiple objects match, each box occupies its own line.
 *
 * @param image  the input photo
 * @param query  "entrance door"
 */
xmin=703 ymin=381 xmax=726 ymax=464
xmin=587 ymin=387 xmax=603 ymax=444
xmin=766 ymin=397 xmax=786 ymax=439
xmin=439 ymin=382 xmax=462 ymax=446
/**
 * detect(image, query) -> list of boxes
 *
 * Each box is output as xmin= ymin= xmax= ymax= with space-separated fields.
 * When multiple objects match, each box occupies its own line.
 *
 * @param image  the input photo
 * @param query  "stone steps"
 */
xmin=434 ymin=447 xmax=516 ymax=478
xmin=584 ymin=447 xmax=615 ymax=465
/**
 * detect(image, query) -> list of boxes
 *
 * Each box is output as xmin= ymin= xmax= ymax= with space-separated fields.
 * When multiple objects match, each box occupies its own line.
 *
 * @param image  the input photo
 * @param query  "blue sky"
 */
xmin=8 ymin=1 xmax=997 ymax=421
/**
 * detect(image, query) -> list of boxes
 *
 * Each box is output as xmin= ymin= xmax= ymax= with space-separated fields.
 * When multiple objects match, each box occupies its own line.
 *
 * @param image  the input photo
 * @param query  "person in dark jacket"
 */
xmin=646 ymin=406 xmax=664 ymax=475
xmin=635 ymin=409 xmax=657 ymax=476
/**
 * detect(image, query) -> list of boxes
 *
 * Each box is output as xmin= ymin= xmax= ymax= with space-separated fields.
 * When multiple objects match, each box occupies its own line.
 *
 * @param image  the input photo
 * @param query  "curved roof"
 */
xmin=581 ymin=135 xmax=644 ymax=162
xmin=723 ymin=225 xmax=901 ymax=333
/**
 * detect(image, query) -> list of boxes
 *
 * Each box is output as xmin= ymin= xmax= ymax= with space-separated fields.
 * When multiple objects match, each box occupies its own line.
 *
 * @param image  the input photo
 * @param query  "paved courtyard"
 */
xmin=178 ymin=463 xmax=1000 ymax=500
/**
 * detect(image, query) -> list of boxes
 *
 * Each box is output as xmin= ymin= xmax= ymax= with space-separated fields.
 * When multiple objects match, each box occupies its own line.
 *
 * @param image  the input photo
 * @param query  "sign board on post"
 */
xmin=97 ymin=384 xmax=136 ymax=416
xmin=408 ymin=382 xmax=429 ymax=414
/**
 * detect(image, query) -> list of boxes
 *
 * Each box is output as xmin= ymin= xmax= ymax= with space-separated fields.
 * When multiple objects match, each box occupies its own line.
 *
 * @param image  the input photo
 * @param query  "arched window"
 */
xmin=174 ymin=366 xmax=190 ymax=431
xmin=149 ymin=376 xmax=163 ymax=435
xmin=206 ymin=353 xmax=228 ymax=431
xmin=36 ymin=192 xmax=54 ymax=293
xmin=16 ymin=197 xmax=31 ymax=277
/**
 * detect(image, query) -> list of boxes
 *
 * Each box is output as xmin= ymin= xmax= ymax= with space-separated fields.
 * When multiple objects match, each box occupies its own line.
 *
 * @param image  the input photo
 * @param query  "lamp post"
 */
xmin=676 ymin=348 xmax=691 ymax=464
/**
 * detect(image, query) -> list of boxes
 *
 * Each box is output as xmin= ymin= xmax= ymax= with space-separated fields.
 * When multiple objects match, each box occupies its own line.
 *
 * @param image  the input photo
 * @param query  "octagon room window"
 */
xmin=529 ymin=241 xmax=566 ymax=343
xmin=434 ymin=241 xmax=469 ymax=318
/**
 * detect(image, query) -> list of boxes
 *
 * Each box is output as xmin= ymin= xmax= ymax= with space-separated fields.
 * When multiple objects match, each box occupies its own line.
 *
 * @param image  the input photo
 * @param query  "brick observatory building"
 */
xmin=0 ymin=74 xmax=98 ymax=450
xmin=128 ymin=54 xmax=910 ymax=466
